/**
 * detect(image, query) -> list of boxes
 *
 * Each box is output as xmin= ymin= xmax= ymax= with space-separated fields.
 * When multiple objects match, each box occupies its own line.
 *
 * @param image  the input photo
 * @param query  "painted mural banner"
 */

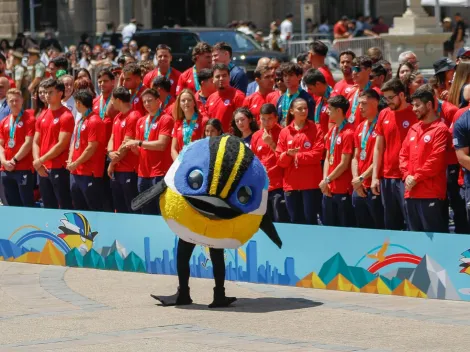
xmin=1 ymin=206 xmax=470 ymax=301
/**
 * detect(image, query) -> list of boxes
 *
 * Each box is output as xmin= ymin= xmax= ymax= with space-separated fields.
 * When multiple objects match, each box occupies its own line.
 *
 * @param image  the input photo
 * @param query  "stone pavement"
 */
xmin=1 ymin=262 xmax=470 ymax=351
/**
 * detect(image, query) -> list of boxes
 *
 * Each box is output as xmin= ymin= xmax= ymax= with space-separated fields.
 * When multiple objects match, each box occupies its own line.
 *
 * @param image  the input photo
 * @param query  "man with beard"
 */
xmin=333 ymin=50 xmax=355 ymax=97
xmin=176 ymin=42 xmax=213 ymax=95
xmin=122 ymin=63 xmax=147 ymax=116
xmin=206 ymin=63 xmax=245 ymax=132
xmin=371 ymin=78 xmax=417 ymax=230
xmin=399 ymin=87 xmax=449 ymax=233
xmin=143 ymin=44 xmax=181 ymax=97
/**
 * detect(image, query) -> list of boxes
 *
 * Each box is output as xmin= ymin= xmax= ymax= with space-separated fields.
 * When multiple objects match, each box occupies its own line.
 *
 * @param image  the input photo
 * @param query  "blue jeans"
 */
xmin=322 ymin=193 xmax=356 ymax=227
xmin=284 ymin=189 xmax=322 ymax=225
xmin=70 ymin=174 xmax=104 ymax=211
xmin=352 ymin=189 xmax=385 ymax=229
xmin=137 ymin=176 xmax=164 ymax=215
xmin=110 ymin=171 xmax=138 ymax=213
xmin=1 ymin=170 xmax=35 ymax=207
xmin=38 ymin=168 xmax=73 ymax=210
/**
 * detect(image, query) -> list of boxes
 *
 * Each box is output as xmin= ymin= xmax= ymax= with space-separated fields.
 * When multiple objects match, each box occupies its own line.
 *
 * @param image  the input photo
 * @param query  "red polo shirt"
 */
xmin=333 ymin=78 xmax=354 ymax=97
xmin=314 ymin=95 xmax=331 ymax=136
xmin=172 ymin=114 xmax=206 ymax=153
xmin=143 ymin=67 xmax=181 ymax=97
xmin=130 ymin=84 xmax=148 ymax=116
xmin=345 ymin=86 xmax=382 ymax=130
xmin=206 ymin=87 xmax=245 ymax=133
xmin=318 ymin=66 xmax=336 ymax=87
xmin=325 ymin=123 xmax=354 ymax=194
xmin=399 ymin=120 xmax=449 ymax=199
xmin=71 ymin=113 xmax=106 ymax=177
xmin=375 ymin=105 xmax=417 ymax=179
xmin=276 ymin=120 xmax=324 ymax=191
xmin=176 ymin=67 xmax=198 ymax=94
xmin=244 ymin=91 xmax=270 ymax=124
xmin=92 ymin=94 xmax=118 ymax=150
xmin=0 ymin=110 xmax=35 ymax=171
xmin=266 ymin=90 xmax=282 ymax=106
xmin=111 ymin=109 xmax=141 ymax=172
xmin=35 ymin=106 xmax=74 ymax=169
xmin=354 ymin=119 xmax=381 ymax=188
xmin=251 ymin=124 xmax=283 ymax=191
xmin=135 ymin=113 xmax=174 ymax=177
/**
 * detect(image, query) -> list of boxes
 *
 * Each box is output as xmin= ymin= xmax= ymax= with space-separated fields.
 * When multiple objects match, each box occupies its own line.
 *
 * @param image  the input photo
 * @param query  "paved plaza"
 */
xmin=0 ymin=261 xmax=470 ymax=351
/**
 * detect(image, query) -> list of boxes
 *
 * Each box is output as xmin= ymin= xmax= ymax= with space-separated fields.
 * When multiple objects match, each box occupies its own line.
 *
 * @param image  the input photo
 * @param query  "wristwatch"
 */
xmin=325 ymin=176 xmax=331 ymax=184
xmin=359 ymin=175 xmax=364 ymax=182
xmin=138 ymin=140 xmax=143 ymax=147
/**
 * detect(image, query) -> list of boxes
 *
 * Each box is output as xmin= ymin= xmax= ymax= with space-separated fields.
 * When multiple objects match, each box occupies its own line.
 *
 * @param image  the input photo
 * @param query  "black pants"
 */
xmin=405 ymin=198 xmax=448 ymax=233
xmin=177 ymin=238 xmax=225 ymax=289
xmin=38 ymin=168 xmax=73 ymax=210
xmin=1 ymin=170 xmax=35 ymax=207
xmin=322 ymin=193 xmax=356 ymax=227
xmin=380 ymin=178 xmax=407 ymax=230
xmin=110 ymin=171 xmax=138 ymax=213
xmin=70 ymin=174 xmax=104 ymax=211
xmin=352 ymin=189 xmax=385 ymax=229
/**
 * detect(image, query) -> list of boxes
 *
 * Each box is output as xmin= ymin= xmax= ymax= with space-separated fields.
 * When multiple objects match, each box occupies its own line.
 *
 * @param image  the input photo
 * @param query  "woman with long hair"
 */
xmin=448 ymin=62 xmax=470 ymax=107
xmin=396 ymin=62 xmax=414 ymax=82
xmin=231 ymin=107 xmax=259 ymax=147
xmin=205 ymin=118 xmax=223 ymax=137
xmin=403 ymin=71 xmax=425 ymax=102
xmin=32 ymin=83 xmax=48 ymax=119
xmin=276 ymin=97 xmax=324 ymax=225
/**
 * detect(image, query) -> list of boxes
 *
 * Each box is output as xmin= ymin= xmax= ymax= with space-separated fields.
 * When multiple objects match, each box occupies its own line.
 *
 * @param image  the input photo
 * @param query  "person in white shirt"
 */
xmin=280 ymin=13 xmax=294 ymax=42
xmin=59 ymin=75 xmax=77 ymax=121
xmin=121 ymin=19 xmax=137 ymax=45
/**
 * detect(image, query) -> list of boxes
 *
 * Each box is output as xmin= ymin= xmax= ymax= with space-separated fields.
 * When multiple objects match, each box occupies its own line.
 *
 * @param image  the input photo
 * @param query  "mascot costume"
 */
xmin=132 ymin=135 xmax=282 ymax=308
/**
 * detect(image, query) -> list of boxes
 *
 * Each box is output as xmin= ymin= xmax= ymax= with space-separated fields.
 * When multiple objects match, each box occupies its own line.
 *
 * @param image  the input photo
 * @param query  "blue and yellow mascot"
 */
xmin=132 ymin=135 xmax=282 ymax=308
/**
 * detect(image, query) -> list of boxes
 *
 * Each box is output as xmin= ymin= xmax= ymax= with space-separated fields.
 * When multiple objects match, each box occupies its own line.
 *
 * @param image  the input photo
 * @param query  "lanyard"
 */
xmin=281 ymin=89 xmax=301 ymax=121
xmin=74 ymin=109 xmax=92 ymax=149
xmin=183 ymin=112 xmax=198 ymax=146
xmin=9 ymin=109 xmax=24 ymax=140
xmin=193 ymin=66 xmax=201 ymax=91
xmin=99 ymin=94 xmax=111 ymax=119
xmin=160 ymin=95 xmax=171 ymax=111
xmin=437 ymin=99 xmax=443 ymax=116
xmin=350 ymin=81 xmax=371 ymax=119
xmin=228 ymin=62 xmax=235 ymax=71
xmin=360 ymin=116 xmax=378 ymax=150
xmin=158 ymin=67 xmax=172 ymax=80
xmin=144 ymin=99 xmax=169 ymax=141
xmin=329 ymin=120 xmax=347 ymax=157
xmin=130 ymin=83 xmax=143 ymax=103
xmin=314 ymin=86 xmax=332 ymax=123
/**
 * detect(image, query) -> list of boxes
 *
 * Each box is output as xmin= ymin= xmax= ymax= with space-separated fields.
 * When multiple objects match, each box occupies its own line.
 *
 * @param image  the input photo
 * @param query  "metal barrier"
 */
xmin=332 ymin=37 xmax=392 ymax=62
xmin=283 ymin=39 xmax=333 ymax=58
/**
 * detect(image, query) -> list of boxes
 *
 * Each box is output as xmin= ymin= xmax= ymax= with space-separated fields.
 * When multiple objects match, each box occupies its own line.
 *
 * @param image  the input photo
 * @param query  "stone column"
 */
xmin=134 ymin=0 xmax=151 ymax=29
xmin=0 ymin=0 xmax=21 ymax=39
xmin=96 ymin=0 xmax=111 ymax=35
xmin=119 ymin=0 xmax=133 ymax=26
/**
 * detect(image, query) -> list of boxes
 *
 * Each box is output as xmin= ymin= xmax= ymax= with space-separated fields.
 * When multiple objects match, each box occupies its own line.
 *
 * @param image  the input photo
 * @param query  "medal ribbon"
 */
xmin=228 ymin=62 xmax=235 ymax=71
xmin=360 ymin=115 xmax=378 ymax=151
xmin=9 ymin=109 xmax=24 ymax=142
xmin=158 ymin=67 xmax=172 ymax=80
xmin=314 ymin=86 xmax=332 ymax=124
xmin=99 ymin=94 xmax=111 ymax=119
xmin=130 ymin=83 xmax=143 ymax=103
xmin=281 ymin=89 xmax=301 ymax=121
xmin=437 ymin=99 xmax=443 ymax=116
xmin=74 ymin=109 xmax=92 ymax=148
xmin=329 ymin=120 xmax=347 ymax=158
xmin=182 ymin=112 xmax=198 ymax=146
xmin=350 ymin=81 xmax=371 ymax=119
xmin=144 ymin=98 xmax=169 ymax=141
xmin=193 ymin=66 xmax=201 ymax=91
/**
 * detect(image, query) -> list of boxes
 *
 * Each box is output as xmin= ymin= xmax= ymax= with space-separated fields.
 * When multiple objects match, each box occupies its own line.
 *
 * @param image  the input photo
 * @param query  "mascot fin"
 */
xmin=131 ymin=180 xmax=167 ymax=211
xmin=259 ymin=214 xmax=282 ymax=249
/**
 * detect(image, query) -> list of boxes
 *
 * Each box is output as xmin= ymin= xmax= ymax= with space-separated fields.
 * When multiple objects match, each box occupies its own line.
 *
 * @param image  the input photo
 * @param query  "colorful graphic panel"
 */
xmin=1 ymin=207 xmax=469 ymax=301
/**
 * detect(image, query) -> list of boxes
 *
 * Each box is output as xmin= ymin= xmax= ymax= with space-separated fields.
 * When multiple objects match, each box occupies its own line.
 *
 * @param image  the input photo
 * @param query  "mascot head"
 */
xmin=132 ymin=135 xmax=282 ymax=249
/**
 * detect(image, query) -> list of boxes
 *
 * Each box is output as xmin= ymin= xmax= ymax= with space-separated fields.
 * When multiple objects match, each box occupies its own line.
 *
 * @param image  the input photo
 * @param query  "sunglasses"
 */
xmin=352 ymin=66 xmax=362 ymax=73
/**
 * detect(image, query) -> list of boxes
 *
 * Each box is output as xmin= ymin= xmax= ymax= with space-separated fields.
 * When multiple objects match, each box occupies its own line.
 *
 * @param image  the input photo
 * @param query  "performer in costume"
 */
xmin=132 ymin=135 xmax=282 ymax=308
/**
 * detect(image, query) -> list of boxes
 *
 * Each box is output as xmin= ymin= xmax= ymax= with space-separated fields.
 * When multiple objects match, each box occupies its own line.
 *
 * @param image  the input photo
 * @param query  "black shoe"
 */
xmin=208 ymin=287 xmax=237 ymax=308
xmin=150 ymin=287 xmax=193 ymax=306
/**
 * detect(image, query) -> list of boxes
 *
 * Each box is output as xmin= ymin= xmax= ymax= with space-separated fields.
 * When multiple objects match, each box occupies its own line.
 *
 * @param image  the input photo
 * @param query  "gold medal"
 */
xmin=329 ymin=155 xmax=334 ymax=165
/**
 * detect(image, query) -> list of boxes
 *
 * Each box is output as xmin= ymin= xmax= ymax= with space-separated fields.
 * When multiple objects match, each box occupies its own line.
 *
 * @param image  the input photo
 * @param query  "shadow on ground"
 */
xmin=168 ymin=297 xmax=323 ymax=313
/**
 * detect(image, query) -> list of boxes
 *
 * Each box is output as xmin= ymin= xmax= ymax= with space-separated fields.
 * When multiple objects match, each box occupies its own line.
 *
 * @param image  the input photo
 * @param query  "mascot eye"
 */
xmin=237 ymin=186 xmax=252 ymax=205
xmin=188 ymin=169 xmax=204 ymax=190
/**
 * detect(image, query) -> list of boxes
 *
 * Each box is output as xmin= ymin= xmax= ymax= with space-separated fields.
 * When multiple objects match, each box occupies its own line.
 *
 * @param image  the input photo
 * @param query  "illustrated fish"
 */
xmin=57 ymin=213 xmax=98 ymax=253
xmin=132 ymin=135 xmax=282 ymax=249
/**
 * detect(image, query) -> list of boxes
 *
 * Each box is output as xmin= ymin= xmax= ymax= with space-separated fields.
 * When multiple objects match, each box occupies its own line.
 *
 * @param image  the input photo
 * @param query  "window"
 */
xmin=133 ymin=32 xmax=199 ymax=54
xmin=198 ymin=31 xmax=262 ymax=52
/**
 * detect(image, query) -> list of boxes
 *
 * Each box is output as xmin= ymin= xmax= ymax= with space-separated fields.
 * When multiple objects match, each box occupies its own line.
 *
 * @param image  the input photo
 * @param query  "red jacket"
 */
xmin=276 ymin=120 xmax=324 ymax=191
xmin=399 ymin=119 xmax=450 ymax=199
xmin=251 ymin=124 xmax=283 ymax=191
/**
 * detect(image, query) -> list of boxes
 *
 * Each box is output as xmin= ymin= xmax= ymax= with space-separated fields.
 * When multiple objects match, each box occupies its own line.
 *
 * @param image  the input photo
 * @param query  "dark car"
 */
xmin=132 ymin=28 xmax=289 ymax=79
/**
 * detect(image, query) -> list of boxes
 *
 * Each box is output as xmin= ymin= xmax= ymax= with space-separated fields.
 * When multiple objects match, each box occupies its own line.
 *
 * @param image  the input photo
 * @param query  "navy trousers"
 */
xmin=38 ymin=168 xmax=73 ymax=210
xmin=102 ymin=158 xmax=114 ymax=212
xmin=380 ymin=178 xmax=406 ymax=230
xmin=352 ymin=189 xmax=385 ymax=229
xmin=284 ymin=189 xmax=322 ymax=225
xmin=1 ymin=170 xmax=35 ymax=207
xmin=447 ymin=164 xmax=469 ymax=233
xmin=405 ymin=198 xmax=448 ymax=233
xmin=267 ymin=188 xmax=290 ymax=223
xmin=137 ymin=176 xmax=164 ymax=215
xmin=70 ymin=174 xmax=104 ymax=211
xmin=110 ymin=171 xmax=138 ymax=213
xmin=322 ymin=193 xmax=356 ymax=227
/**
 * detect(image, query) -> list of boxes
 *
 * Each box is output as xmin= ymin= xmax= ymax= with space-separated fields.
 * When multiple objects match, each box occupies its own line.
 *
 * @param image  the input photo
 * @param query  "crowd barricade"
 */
xmin=332 ymin=37 xmax=392 ymax=62
xmin=283 ymin=39 xmax=333 ymax=59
